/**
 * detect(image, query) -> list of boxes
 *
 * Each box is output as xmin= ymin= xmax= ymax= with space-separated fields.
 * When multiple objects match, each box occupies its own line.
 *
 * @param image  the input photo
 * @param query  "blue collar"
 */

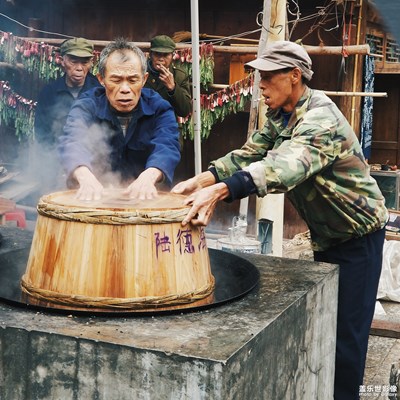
xmin=280 ymin=110 xmax=292 ymax=127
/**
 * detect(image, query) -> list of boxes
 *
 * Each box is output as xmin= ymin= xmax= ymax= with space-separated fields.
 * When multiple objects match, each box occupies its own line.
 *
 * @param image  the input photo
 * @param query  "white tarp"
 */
xmin=377 ymin=240 xmax=400 ymax=302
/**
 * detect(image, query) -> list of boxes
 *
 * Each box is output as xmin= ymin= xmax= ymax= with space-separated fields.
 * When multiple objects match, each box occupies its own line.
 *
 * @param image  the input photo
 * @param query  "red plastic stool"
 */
xmin=4 ymin=208 xmax=26 ymax=229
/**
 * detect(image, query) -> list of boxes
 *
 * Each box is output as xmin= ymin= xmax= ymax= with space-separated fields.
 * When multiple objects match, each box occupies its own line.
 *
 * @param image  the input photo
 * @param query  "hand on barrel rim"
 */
xmin=74 ymin=166 xmax=104 ymax=201
xmin=122 ymin=167 xmax=163 ymax=200
xmin=173 ymin=182 xmax=230 ymax=227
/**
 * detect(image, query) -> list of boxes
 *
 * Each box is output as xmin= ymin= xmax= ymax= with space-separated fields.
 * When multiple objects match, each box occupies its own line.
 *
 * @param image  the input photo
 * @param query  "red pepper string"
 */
xmin=173 ymin=43 xmax=214 ymax=87
xmin=0 ymin=80 xmax=37 ymax=140
xmin=1 ymin=30 xmax=211 ymax=85
xmin=0 ymin=30 xmax=101 ymax=80
xmin=180 ymin=73 xmax=254 ymax=140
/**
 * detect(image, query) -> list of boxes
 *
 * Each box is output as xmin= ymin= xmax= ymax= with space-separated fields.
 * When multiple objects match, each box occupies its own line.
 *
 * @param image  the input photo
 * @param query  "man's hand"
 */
xmin=172 ymin=170 xmax=217 ymax=196
xmin=181 ymin=183 xmax=230 ymax=226
xmin=73 ymin=166 xmax=104 ymax=201
xmin=123 ymin=167 xmax=163 ymax=200
xmin=171 ymin=177 xmax=202 ymax=196
xmin=157 ymin=64 xmax=175 ymax=92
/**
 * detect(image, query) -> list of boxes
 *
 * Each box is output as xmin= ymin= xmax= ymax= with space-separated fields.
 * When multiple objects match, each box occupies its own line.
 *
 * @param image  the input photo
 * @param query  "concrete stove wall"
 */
xmin=0 ymin=228 xmax=338 ymax=400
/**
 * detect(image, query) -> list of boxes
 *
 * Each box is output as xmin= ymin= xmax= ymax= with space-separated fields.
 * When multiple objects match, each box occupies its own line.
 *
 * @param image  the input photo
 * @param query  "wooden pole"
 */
xmin=324 ymin=91 xmax=387 ymax=97
xmin=0 ymin=62 xmax=24 ymax=72
xmin=247 ymin=3 xmax=270 ymax=136
xmin=22 ymin=37 xmax=371 ymax=56
xmin=210 ymin=85 xmax=388 ymax=98
xmin=350 ymin=0 xmax=365 ymax=130
xmin=303 ymin=44 xmax=370 ymax=56
xmin=255 ymin=0 xmax=286 ymax=257
xmin=238 ymin=0 xmax=271 ymax=220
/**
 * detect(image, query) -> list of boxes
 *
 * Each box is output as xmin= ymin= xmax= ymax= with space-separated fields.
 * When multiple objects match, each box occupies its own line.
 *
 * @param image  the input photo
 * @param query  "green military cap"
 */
xmin=60 ymin=37 xmax=94 ymax=57
xmin=150 ymin=35 xmax=176 ymax=53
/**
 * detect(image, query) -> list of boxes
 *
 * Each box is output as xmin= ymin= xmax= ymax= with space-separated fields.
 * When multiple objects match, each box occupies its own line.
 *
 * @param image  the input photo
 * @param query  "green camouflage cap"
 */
xmin=150 ymin=35 xmax=176 ymax=53
xmin=60 ymin=37 xmax=94 ymax=57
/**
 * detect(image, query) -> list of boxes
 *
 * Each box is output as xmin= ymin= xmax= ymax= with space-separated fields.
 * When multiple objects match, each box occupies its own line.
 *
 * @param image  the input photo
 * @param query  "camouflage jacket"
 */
xmin=211 ymin=88 xmax=388 ymax=251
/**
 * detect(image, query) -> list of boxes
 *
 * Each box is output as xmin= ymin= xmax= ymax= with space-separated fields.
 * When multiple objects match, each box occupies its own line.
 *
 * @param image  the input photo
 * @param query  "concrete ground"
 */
xmin=364 ymin=300 xmax=400 ymax=399
xmin=281 ymin=231 xmax=400 ymax=400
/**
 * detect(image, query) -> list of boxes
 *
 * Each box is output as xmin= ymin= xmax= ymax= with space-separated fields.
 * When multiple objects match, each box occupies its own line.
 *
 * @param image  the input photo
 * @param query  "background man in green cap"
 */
xmin=33 ymin=37 xmax=101 ymax=194
xmin=35 ymin=37 xmax=100 ymax=146
xmin=145 ymin=34 xmax=192 ymax=126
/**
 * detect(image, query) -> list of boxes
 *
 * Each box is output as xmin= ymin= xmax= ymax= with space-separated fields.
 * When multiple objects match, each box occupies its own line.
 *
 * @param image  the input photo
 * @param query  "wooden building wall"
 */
xmin=366 ymin=6 xmax=400 ymax=167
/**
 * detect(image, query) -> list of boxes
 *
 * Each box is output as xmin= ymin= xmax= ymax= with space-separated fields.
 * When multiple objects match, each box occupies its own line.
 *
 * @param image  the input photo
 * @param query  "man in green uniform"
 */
xmin=145 ymin=34 xmax=192 ymax=120
xmin=172 ymin=41 xmax=388 ymax=400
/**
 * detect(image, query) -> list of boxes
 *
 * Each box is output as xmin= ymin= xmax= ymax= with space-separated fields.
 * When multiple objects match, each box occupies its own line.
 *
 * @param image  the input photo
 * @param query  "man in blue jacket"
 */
xmin=58 ymin=38 xmax=180 ymax=201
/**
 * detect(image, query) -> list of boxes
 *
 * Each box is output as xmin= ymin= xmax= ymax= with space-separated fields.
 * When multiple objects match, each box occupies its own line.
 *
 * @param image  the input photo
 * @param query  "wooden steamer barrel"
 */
xmin=21 ymin=190 xmax=215 ymax=311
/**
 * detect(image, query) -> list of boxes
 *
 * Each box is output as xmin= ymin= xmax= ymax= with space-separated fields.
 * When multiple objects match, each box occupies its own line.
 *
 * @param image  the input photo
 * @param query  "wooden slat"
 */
xmin=0 ymin=181 xmax=39 ymax=203
xmin=371 ymin=318 xmax=400 ymax=338
xmin=371 ymin=141 xmax=398 ymax=149
xmin=0 ymin=171 xmax=19 ymax=185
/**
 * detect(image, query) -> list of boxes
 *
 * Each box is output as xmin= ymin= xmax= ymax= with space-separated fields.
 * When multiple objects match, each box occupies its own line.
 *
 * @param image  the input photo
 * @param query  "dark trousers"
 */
xmin=314 ymin=228 xmax=385 ymax=400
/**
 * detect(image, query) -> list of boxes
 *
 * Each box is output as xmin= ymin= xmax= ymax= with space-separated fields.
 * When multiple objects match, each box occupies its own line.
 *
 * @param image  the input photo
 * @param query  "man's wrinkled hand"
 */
xmin=181 ymin=183 xmax=230 ymax=227
xmin=171 ymin=177 xmax=202 ymax=196
xmin=158 ymin=65 xmax=175 ymax=92
xmin=122 ymin=168 xmax=162 ymax=200
xmin=124 ymin=179 xmax=158 ymax=200
xmin=74 ymin=166 xmax=104 ymax=201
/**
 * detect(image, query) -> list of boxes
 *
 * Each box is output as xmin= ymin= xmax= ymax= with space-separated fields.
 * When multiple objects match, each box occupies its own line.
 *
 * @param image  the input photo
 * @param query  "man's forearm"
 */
xmin=142 ymin=167 xmax=164 ymax=184
xmin=196 ymin=170 xmax=217 ymax=188
xmin=73 ymin=165 xmax=92 ymax=183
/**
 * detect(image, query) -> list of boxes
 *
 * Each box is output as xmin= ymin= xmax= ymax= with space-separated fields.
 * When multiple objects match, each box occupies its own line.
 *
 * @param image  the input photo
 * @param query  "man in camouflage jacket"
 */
xmin=173 ymin=41 xmax=388 ymax=400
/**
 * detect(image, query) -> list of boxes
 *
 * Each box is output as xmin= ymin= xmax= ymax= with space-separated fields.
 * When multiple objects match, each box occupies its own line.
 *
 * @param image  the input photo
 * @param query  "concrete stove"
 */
xmin=0 ymin=226 xmax=338 ymax=399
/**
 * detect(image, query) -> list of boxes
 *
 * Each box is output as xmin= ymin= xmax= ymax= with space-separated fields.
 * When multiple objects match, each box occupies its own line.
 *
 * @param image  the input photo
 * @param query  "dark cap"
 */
xmin=60 ymin=37 xmax=94 ymax=58
xmin=246 ymin=41 xmax=313 ymax=81
xmin=150 ymin=35 xmax=176 ymax=53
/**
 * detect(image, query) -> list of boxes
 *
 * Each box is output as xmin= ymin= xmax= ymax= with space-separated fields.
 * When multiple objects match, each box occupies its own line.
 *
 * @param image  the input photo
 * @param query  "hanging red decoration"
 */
xmin=0 ymin=30 xmax=252 ymax=142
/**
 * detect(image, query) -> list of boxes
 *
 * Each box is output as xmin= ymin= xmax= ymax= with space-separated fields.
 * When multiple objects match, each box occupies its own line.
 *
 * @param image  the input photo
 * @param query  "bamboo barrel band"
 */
xmin=21 ymin=275 xmax=215 ymax=309
xmin=37 ymin=201 xmax=189 ymax=225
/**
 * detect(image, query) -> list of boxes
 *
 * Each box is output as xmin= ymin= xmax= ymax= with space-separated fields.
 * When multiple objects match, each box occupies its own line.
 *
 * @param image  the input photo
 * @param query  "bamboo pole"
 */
xmin=324 ymin=91 xmax=387 ymax=97
xmin=350 ymin=0 xmax=364 ymax=129
xmin=210 ymin=84 xmax=388 ymax=98
xmin=303 ymin=44 xmax=370 ymax=56
xmin=255 ymin=0 xmax=286 ymax=257
xmin=239 ymin=0 xmax=271 ymax=220
xmin=21 ymin=37 xmax=371 ymax=56
xmin=0 ymin=62 xmax=24 ymax=72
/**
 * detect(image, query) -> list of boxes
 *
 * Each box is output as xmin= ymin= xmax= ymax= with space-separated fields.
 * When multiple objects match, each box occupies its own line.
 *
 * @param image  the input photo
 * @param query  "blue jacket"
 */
xmin=34 ymin=73 xmax=101 ymax=146
xmin=58 ymin=87 xmax=181 ymax=185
